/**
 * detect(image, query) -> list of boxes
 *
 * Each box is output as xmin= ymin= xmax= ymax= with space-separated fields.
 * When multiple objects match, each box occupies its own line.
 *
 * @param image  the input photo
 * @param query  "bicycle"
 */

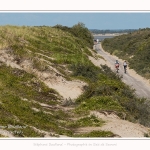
xmin=124 ymin=65 xmax=127 ymax=73
xmin=115 ymin=62 xmax=119 ymax=73
xmin=123 ymin=61 xmax=127 ymax=74
xmin=116 ymin=66 xmax=119 ymax=73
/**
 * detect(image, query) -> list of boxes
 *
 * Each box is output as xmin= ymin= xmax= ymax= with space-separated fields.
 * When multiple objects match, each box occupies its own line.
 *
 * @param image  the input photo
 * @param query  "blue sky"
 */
xmin=0 ymin=12 xmax=150 ymax=29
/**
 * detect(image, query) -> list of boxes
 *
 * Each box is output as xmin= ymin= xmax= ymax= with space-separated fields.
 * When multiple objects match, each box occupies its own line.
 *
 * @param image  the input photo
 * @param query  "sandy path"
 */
xmin=75 ymin=111 xmax=149 ymax=137
xmin=91 ymin=111 xmax=149 ymax=137
xmin=94 ymin=43 xmax=150 ymax=99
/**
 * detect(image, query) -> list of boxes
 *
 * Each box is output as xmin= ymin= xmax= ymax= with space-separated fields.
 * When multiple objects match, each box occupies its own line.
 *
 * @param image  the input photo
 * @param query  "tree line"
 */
xmin=90 ymin=29 xmax=137 ymax=34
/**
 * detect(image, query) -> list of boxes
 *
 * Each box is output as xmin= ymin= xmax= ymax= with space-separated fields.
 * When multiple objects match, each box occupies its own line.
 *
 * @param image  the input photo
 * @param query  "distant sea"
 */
xmin=93 ymin=35 xmax=115 ymax=41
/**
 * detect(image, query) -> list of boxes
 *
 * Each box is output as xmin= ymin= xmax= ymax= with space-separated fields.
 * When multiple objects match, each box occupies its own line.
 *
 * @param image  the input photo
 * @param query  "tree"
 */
xmin=71 ymin=22 xmax=94 ymax=48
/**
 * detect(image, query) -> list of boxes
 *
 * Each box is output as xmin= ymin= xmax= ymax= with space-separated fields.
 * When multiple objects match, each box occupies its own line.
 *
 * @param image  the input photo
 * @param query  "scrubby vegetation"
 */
xmin=53 ymin=22 xmax=94 ymax=49
xmin=0 ymin=24 xmax=150 ymax=137
xmin=71 ymin=64 xmax=150 ymax=127
xmin=102 ymin=28 xmax=150 ymax=79
xmin=74 ymin=130 xmax=116 ymax=137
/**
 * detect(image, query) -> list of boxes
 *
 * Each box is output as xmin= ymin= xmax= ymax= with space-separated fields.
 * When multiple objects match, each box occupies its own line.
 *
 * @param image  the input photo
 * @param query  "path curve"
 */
xmin=95 ymin=43 xmax=150 ymax=99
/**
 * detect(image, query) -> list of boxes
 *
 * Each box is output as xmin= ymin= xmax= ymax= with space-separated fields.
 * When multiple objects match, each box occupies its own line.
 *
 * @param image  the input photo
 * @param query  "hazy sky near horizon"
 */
xmin=0 ymin=12 xmax=150 ymax=29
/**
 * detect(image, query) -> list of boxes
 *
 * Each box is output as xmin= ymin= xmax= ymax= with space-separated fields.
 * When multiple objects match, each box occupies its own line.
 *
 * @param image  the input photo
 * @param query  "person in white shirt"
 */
xmin=123 ymin=61 xmax=127 ymax=73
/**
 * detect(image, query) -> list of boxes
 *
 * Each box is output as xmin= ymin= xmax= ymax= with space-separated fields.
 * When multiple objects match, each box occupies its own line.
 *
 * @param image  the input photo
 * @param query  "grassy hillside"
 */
xmin=102 ymin=28 xmax=150 ymax=79
xmin=0 ymin=25 xmax=150 ymax=137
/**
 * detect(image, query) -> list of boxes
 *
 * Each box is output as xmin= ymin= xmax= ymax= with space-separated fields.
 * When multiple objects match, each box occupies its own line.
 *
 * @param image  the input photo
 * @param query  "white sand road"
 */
xmin=94 ymin=43 xmax=150 ymax=100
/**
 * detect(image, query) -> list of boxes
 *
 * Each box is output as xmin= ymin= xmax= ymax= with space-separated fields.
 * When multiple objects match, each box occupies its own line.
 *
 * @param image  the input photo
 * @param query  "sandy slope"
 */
xmin=91 ymin=111 xmax=149 ymax=137
xmin=1 ymin=47 xmax=150 ymax=138
xmin=76 ymin=110 xmax=149 ymax=137
xmin=0 ymin=50 xmax=87 ymax=100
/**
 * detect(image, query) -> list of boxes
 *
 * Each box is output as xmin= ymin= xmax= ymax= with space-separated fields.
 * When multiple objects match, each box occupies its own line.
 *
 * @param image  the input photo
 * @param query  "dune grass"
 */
xmin=0 ymin=25 xmax=150 ymax=137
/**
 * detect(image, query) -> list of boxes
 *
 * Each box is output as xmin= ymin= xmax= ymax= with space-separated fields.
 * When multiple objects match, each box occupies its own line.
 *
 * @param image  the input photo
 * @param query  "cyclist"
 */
xmin=115 ymin=60 xmax=119 ymax=72
xmin=123 ymin=60 xmax=127 ymax=73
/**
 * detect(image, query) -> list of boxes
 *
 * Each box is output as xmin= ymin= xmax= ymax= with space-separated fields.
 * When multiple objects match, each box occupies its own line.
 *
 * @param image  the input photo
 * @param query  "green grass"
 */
xmin=0 ymin=25 xmax=150 ymax=137
xmin=0 ymin=93 xmax=74 ymax=137
xmin=74 ymin=96 xmax=125 ymax=116
xmin=73 ymin=130 xmax=116 ymax=137
xmin=65 ymin=115 xmax=105 ymax=129
xmin=0 ymin=64 xmax=74 ymax=137
xmin=0 ymin=65 xmax=60 ymax=105
xmin=0 ymin=25 xmax=96 ymax=137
